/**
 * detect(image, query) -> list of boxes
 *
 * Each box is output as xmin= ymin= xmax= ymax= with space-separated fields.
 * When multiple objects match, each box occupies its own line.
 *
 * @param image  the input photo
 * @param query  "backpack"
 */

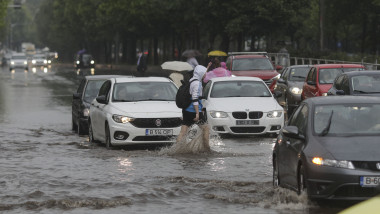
xmin=176 ymin=79 xmax=197 ymax=109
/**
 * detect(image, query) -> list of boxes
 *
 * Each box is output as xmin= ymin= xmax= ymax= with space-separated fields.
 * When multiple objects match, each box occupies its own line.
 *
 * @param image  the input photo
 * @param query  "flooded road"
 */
xmin=0 ymin=65 xmax=345 ymax=213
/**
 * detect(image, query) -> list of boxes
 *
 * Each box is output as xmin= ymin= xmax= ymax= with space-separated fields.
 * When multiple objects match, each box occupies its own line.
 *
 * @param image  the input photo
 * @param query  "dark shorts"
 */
xmin=182 ymin=110 xmax=207 ymax=127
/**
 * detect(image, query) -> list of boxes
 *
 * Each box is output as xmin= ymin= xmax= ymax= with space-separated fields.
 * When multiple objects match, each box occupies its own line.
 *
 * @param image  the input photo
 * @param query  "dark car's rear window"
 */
xmin=232 ymin=58 xmax=274 ymax=71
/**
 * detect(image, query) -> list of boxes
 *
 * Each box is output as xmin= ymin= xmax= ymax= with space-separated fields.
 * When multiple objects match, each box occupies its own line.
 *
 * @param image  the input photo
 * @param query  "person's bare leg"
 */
xmin=200 ymin=124 xmax=210 ymax=151
xmin=176 ymin=125 xmax=189 ymax=143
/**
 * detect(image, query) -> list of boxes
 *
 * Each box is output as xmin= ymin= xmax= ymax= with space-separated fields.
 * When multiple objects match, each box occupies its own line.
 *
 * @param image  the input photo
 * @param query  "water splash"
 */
xmin=160 ymin=124 xmax=212 ymax=155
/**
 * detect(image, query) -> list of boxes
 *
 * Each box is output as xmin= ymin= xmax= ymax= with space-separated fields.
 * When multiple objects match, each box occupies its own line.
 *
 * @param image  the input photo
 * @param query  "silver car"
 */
xmin=9 ymin=53 xmax=28 ymax=71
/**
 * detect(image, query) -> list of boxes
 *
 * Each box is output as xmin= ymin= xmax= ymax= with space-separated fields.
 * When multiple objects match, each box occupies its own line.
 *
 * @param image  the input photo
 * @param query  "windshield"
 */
xmin=83 ymin=80 xmax=107 ymax=103
xmin=210 ymin=81 xmax=271 ymax=98
xmin=319 ymin=67 xmax=365 ymax=84
xmin=232 ymin=58 xmax=274 ymax=71
xmin=12 ymin=55 xmax=27 ymax=60
xmin=351 ymin=75 xmax=380 ymax=94
xmin=314 ymin=104 xmax=380 ymax=136
xmin=33 ymin=55 xmax=45 ymax=59
xmin=112 ymin=82 xmax=177 ymax=102
xmin=288 ymin=67 xmax=310 ymax=81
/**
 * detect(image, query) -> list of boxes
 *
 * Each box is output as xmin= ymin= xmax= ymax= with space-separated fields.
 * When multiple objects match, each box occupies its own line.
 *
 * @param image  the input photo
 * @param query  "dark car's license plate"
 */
xmin=236 ymin=120 xmax=259 ymax=125
xmin=360 ymin=176 xmax=380 ymax=187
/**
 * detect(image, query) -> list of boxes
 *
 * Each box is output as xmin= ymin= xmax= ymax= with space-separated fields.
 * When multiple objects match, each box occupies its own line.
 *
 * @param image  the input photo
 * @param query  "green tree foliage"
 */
xmin=31 ymin=0 xmax=380 ymax=63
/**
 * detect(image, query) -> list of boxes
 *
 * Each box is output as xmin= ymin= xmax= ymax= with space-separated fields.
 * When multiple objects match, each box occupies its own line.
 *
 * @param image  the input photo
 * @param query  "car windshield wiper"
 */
xmin=320 ymin=110 xmax=334 ymax=136
xmin=138 ymin=99 xmax=173 ymax=101
xmin=291 ymin=75 xmax=306 ymax=79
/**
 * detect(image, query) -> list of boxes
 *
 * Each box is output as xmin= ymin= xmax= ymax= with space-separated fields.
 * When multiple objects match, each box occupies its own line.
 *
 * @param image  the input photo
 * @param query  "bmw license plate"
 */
xmin=145 ymin=129 xmax=173 ymax=136
xmin=360 ymin=176 xmax=380 ymax=187
xmin=236 ymin=120 xmax=259 ymax=125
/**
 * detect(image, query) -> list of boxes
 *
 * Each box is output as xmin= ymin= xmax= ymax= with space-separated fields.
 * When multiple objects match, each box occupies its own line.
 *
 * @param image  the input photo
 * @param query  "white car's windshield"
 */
xmin=113 ymin=82 xmax=177 ymax=102
xmin=232 ymin=58 xmax=274 ymax=71
xmin=210 ymin=81 xmax=271 ymax=98
xmin=351 ymin=75 xmax=380 ymax=94
xmin=12 ymin=55 xmax=27 ymax=60
xmin=314 ymin=104 xmax=380 ymax=136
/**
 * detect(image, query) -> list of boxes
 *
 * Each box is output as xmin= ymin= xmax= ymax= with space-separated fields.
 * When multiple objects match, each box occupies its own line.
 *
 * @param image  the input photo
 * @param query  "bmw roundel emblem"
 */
xmin=376 ymin=163 xmax=380 ymax=170
xmin=155 ymin=119 xmax=162 ymax=127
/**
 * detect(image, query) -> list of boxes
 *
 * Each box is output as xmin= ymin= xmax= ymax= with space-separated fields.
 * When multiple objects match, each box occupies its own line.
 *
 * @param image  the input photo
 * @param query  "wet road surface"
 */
xmin=0 ymin=65 xmax=347 ymax=213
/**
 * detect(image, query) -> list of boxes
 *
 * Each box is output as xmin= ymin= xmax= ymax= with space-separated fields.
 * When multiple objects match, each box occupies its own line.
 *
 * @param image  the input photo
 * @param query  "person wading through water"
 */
xmin=176 ymin=65 xmax=210 ymax=151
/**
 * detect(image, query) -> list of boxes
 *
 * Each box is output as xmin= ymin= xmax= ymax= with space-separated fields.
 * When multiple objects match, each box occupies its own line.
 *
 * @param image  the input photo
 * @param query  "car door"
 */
xmin=278 ymin=104 xmax=308 ymax=187
xmin=72 ymin=79 xmax=86 ymax=122
xmin=275 ymin=67 xmax=289 ymax=105
xmin=303 ymin=68 xmax=318 ymax=99
xmin=91 ymin=80 xmax=111 ymax=140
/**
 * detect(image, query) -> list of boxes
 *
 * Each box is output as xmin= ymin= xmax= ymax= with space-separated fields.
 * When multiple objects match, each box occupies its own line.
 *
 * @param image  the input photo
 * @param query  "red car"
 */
xmin=301 ymin=64 xmax=366 ymax=100
xmin=225 ymin=53 xmax=282 ymax=92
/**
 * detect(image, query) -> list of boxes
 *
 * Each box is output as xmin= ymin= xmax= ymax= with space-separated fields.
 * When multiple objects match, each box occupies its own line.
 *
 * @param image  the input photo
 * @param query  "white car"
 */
xmin=89 ymin=77 xmax=182 ymax=148
xmin=9 ymin=53 xmax=28 ymax=71
xmin=202 ymin=76 xmax=284 ymax=135
xmin=31 ymin=54 xmax=48 ymax=67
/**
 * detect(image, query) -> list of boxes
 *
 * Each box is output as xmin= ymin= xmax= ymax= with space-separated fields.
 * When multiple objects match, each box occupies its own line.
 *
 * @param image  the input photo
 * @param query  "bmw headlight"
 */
xmin=290 ymin=87 xmax=302 ymax=95
xmin=267 ymin=110 xmax=282 ymax=118
xmin=90 ymin=60 xmax=95 ymax=64
xmin=209 ymin=111 xmax=228 ymax=118
xmin=312 ymin=157 xmax=355 ymax=169
xmin=112 ymin=114 xmax=135 ymax=123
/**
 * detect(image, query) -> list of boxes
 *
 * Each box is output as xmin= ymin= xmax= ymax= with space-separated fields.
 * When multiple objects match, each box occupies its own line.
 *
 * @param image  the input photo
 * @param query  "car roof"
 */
xmin=211 ymin=76 xmax=263 ymax=82
xmin=343 ymin=70 xmax=380 ymax=77
xmin=230 ymin=55 xmax=269 ymax=59
xmin=286 ymin=65 xmax=312 ymax=68
xmin=113 ymin=76 xmax=172 ymax=83
xmin=304 ymin=96 xmax=380 ymax=106
xmin=84 ymin=75 xmax=127 ymax=80
xmin=312 ymin=63 xmax=364 ymax=68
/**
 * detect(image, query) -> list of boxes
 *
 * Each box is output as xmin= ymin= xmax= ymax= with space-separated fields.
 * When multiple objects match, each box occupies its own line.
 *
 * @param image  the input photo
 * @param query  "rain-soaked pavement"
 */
xmin=0 ymin=65 xmax=348 ymax=213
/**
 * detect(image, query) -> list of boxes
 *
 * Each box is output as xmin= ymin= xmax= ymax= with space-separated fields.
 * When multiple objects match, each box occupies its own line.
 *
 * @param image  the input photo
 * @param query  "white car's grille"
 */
xmin=130 ymin=118 xmax=182 ymax=128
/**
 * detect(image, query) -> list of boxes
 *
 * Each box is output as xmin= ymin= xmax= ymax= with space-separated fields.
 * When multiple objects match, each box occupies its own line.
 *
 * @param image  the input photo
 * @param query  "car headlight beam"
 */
xmin=290 ymin=87 xmax=302 ymax=95
xmin=267 ymin=110 xmax=283 ymax=118
xmin=209 ymin=111 xmax=228 ymax=118
xmin=312 ymin=157 xmax=355 ymax=169
xmin=112 ymin=114 xmax=135 ymax=123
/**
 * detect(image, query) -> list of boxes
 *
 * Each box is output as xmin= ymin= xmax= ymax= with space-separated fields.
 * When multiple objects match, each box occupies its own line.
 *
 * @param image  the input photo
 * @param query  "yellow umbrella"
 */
xmin=207 ymin=50 xmax=227 ymax=57
xmin=339 ymin=196 xmax=380 ymax=214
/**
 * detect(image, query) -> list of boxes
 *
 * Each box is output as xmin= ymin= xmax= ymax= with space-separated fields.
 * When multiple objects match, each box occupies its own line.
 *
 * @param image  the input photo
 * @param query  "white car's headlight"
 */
xmin=44 ymin=60 xmax=47 ymax=64
xmin=76 ymin=60 xmax=80 ymax=64
xmin=312 ymin=157 xmax=355 ymax=169
xmin=24 ymin=61 xmax=27 ymax=65
xmin=112 ymin=114 xmax=135 ymax=123
xmin=267 ymin=110 xmax=283 ymax=118
xmin=83 ymin=108 xmax=89 ymax=117
xmin=32 ymin=60 xmax=36 ymax=64
xmin=90 ymin=60 xmax=95 ymax=64
xmin=209 ymin=111 xmax=228 ymax=118
xmin=290 ymin=87 xmax=302 ymax=95
xmin=11 ymin=61 xmax=15 ymax=65
xmin=48 ymin=60 xmax=51 ymax=64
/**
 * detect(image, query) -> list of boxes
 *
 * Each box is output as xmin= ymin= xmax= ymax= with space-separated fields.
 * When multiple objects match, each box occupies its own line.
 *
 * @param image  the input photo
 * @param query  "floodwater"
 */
xmin=0 ymin=65 xmax=346 ymax=213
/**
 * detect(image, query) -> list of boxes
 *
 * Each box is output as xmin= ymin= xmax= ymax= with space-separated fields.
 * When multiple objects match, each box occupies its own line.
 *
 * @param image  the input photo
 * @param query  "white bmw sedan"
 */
xmin=89 ymin=77 xmax=182 ymax=148
xmin=203 ymin=76 xmax=284 ymax=135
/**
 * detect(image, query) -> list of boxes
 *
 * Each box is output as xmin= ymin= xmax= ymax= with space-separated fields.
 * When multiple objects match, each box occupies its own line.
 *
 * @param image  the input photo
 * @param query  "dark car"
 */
xmin=225 ymin=52 xmax=282 ymax=92
xmin=274 ymin=65 xmax=311 ymax=116
xmin=327 ymin=70 xmax=380 ymax=96
xmin=273 ymin=96 xmax=380 ymax=201
xmin=75 ymin=54 xmax=95 ymax=69
xmin=72 ymin=75 xmax=123 ymax=135
xmin=301 ymin=64 xmax=365 ymax=100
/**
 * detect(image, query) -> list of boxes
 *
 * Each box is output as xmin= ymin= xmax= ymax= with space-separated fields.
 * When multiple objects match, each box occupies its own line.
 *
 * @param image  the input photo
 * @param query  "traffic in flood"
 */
xmin=0 ymin=65 xmax=347 ymax=214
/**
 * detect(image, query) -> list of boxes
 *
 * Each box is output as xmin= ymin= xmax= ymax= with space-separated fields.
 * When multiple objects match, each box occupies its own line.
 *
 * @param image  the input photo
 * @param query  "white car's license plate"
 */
xmin=360 ymin=176 xmax=380 ymax=187
xmin=236 ymin=120 xmax=259 ymax=125
xmin=145 ymin=129 xmax=173 ymax=136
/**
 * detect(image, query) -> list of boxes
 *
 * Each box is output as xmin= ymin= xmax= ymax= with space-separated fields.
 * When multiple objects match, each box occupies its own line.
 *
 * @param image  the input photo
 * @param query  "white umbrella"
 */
xmin=161 ymin=61 xmax=193 ymax=72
